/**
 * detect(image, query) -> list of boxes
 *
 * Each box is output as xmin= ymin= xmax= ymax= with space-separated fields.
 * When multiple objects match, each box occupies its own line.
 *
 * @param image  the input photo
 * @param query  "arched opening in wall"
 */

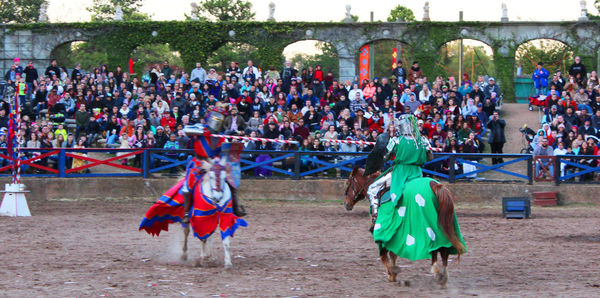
xmin=208 ymin=42 xmax=263 ymax=75
xmin=439 ymin=39 xmax=495 ymax=85
xmin=359 ymin=39 xmax=415 ymax=82
xmin=130 ymin=43 xmax=183 ymax=83
xmin=51 ymin=40 xmax=105 ymax=75
xmin=283 ymin=40 xmax=339 ymax=80
xmin=515 ymin=39 xmax=573 ymax=78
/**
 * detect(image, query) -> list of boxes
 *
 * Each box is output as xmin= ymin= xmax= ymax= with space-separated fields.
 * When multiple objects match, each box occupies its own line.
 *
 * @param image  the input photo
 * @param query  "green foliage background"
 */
xmin=289 ymin=42 xmax=339 ymax=78
xmin=515 ymin=40 xmax=573 ymax=75
xmin=0 ymin=0 xmax=46 ymax=23
xmin=387 ymin=5 xmax=416 ymax=22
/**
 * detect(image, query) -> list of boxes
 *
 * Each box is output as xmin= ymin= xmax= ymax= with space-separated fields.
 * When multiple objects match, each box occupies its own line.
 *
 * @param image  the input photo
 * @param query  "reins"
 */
xmin=348 ymin=172 xmax=368 ymax=204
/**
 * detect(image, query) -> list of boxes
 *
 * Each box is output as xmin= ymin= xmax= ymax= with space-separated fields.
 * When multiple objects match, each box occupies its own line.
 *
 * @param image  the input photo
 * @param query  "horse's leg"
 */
xmin=222 ymin=236 xmax=233 ymax=269
xmin=181 ymin=224 xmax=190 ymax=261
xmin=430 ymin=249 xmax=439 ymax=274
xmin=388 ymin=251 xmax=400 ymax=282
xmin=437 ymin=247 xmax=450 ymax=287
xmin=379 ymin=250 xmax=394 ymax=282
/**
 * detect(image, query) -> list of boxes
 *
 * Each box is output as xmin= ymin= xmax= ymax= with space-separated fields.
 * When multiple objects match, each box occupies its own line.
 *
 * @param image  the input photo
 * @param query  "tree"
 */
xmin=439 ymin=40 xmax=496 ymax=79
xmin=88 ymin=0 xmax=150 ymax=21
xmin=187 ymin=0 xmax=255 ymax=21
xmin=52 ymin=42 xmax=184 ymax=76
xmin=289 ymin=42 xmax=339 ymax=78
xmin=0 ymin=0 xmax=46 ymax=23
xmin=207 ymin=42 xmax=262 ymax=71
xmin=516 ymin=40 xmax=573 ymax=75
xmin=387 ymin=5 xmax=415 ymax=22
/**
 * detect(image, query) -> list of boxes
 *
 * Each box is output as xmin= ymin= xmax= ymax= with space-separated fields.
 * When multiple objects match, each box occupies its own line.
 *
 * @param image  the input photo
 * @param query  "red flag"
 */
xmin=392 ymin=48 xmax=398 ymax=69
xmin=128 ymin=58 xmax=135 ymax=74
xmin=359 ymin=45 xmax=370 ymax=82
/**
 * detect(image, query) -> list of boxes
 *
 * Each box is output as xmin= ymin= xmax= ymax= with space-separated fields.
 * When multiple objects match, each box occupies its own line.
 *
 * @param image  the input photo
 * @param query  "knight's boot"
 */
xmin=230 ymin=187 xmax=246 ymax=217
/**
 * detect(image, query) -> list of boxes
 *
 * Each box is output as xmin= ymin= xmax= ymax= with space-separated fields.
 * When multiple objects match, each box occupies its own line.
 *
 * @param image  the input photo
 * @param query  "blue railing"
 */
xmin=1 ymin=148 xmax=597 ymax=184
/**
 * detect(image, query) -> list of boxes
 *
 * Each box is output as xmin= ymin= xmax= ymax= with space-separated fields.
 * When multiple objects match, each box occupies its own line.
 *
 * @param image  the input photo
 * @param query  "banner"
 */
xmin=128 ymin=58 xmax=135 ymax=74
xmin=392 ymin=48 xmax=398 ymax=70
xmin=359 ymin=45 xmax=370 ymax=82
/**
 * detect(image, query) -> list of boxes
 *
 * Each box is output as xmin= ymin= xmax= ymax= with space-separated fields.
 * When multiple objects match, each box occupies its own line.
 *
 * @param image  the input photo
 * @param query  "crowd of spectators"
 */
xmin=0 ymin=56 xmax=509 ymax=175
xmin=529 ymin=56 xmax=600 ymax=181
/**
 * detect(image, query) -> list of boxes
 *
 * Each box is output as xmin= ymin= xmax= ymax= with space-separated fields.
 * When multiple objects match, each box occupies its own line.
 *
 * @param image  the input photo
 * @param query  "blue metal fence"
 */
xmin=1 ymin=148 xmax=597 ymax=184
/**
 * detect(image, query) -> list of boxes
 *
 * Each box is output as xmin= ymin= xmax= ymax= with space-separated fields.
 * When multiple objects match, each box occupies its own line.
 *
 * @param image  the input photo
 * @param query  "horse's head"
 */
xmin=207 ymin=156 xmax=228 ymax=200
xmin=344 ymin=166 xmax=367 ymax=211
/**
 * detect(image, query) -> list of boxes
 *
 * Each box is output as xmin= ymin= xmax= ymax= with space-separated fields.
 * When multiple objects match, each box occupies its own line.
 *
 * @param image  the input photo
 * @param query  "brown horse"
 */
xmin=344 ymin=166 xmax=464 ymax=286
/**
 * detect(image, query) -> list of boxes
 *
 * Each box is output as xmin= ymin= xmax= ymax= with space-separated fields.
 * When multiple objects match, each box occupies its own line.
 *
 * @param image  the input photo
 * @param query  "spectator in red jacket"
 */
xmin=160 ymin=110 xmax=176 ymax=131
xmin=367 ymin=111 xmax=384 ymax=133
xmin=429 ymin=123 xmax=447 ymax=142
xmin=314 ymin=65 xmax=324 ymax=82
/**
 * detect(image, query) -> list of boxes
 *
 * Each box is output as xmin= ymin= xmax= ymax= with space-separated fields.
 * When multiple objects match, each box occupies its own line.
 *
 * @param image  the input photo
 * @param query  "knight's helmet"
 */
xmin=182 ymin=124 xmax=225 ymax=158
xmin=397 ymin=114 xmax=429 ymax=149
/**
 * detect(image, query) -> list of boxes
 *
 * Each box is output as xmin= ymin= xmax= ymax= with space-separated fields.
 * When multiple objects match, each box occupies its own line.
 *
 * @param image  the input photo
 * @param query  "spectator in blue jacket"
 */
xmin=532 ymin=62 xmax=550 ymax=95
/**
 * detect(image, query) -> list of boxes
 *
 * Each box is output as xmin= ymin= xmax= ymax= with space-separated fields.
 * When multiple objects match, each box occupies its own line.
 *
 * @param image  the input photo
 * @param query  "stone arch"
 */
xmin=282 ymin=40 xmax=339 ymax=78
xmin=207 ymin=41 xmax=263 ymax=74
xmin=129 ymin=43 xmax=183 ymax=81
xmin=37 ymin=30 xmax=94 ymax=60
xmin=357 ymin=39 xmax=415 ymax=81
xmin=515 ymin=39 xmax=574 ymax=76
xmin=438 ymin=39 xmax=496 ymax=81
xmin=49 ymin=40 xmax=98 ymax=73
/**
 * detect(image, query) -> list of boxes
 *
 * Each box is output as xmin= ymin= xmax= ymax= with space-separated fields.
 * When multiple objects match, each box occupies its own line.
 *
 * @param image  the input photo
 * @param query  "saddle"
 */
xmin=377 ymin=187 xmax=392 ymax=205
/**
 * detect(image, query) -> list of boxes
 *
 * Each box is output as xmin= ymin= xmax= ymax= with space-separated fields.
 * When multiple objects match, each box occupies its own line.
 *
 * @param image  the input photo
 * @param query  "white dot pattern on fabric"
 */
xmin=415 ymin=194 xmax=425 ymax=207
xmin=406 ymin=234 xmax=415 ymax=246
xmin=374 ymin=223 xmax=381 ymax=230
xmin=426 ymin=227 xmax=436 ymax=241
xmin=398 ymin=206 xmax=406 ymax=217
xmin=391 ymin=193 xmax=397 ymax=202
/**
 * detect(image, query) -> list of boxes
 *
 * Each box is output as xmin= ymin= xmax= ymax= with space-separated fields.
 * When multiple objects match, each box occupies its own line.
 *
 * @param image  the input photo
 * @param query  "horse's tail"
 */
xmin=430 ymin=181 xmax=466 ymax=256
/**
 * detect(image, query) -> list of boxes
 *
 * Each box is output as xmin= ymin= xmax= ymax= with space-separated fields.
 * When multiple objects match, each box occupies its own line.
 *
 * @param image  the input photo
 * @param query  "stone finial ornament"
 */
xmin=267 ymin=2 xmax=276 ymax=21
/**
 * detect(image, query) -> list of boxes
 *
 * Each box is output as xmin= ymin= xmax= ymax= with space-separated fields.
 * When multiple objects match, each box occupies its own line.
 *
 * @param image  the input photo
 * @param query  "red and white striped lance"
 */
xmin=320 ymin=138 xmax=374 ymax=146
xmin=319 ymin=138 xmax=443 ymax=152
xmin=209 ymin=134 xmax=299 ymax=144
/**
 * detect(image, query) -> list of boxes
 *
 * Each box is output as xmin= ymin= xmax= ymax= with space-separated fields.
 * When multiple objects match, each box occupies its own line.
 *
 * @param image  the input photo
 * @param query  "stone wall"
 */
xmin=3 ymin=21 xmax=600 ymax=101
xmin=5 ymin=178 xmax=597 ymax=205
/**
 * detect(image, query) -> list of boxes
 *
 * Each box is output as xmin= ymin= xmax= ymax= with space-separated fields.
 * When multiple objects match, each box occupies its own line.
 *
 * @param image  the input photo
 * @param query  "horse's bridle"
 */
xmin=346 ymin=174 xmax=367 ymax=205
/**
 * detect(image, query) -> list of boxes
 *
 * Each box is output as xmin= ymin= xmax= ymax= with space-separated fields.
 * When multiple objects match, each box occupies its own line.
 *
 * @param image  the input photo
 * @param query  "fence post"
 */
xmin=554 ymin=156 xmax=561 ymax=186
xmin=448 ymin=155 xmax=456 ymax=183
xmin=527 ymin=155 xmax=533 ymax=185
xmin=294 ymin=151 xmax=301 ymax=179
xmin=58 ymin=149 xmax=66 ymax=178
xmin=143 ymin=149 xmax=150 ymax=178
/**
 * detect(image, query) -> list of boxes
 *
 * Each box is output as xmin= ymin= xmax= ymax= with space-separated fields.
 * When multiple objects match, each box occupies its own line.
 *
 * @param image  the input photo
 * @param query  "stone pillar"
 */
xmin=335 ymin=42 xmax=357 ymax=83
xmin=1 ymin=30 xmax=34 ymax=76
xmin=338 ymin=55 xmax=356 ymax=83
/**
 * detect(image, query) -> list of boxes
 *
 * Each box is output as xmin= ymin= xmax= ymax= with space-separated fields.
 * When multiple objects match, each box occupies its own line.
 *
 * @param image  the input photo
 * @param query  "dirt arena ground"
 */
xmin=1 ymin=198 xmax=599 ymax=297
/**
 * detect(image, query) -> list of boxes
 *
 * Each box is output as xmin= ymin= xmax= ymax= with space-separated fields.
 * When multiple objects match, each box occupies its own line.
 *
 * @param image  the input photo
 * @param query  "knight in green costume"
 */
xmin=365 ymin=114 xmax=467 ymax=261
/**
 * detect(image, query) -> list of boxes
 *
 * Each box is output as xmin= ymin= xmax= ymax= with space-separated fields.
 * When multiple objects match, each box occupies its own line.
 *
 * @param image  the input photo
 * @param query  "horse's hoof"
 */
xmin=430 ymin=262 xmax=439 ymax=274
xmin=180 ymin=253 xmax=188 ymax=262
xmin=400 ymin=280 xmax=410 ymax=287
xmin=390 ymin=266 xmax=401 ymax=275
xmin=224 ymin=263 xmax=233 ymax=270
xmin=195 ymin=259 xmax=204 ymax=267
xmin=435 ymin=268 xmax=448 ymax=287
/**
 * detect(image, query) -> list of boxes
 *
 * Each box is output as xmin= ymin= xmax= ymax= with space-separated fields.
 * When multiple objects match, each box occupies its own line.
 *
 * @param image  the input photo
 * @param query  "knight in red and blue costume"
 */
xmin=139 ymin=124 xmax=246 ymax=240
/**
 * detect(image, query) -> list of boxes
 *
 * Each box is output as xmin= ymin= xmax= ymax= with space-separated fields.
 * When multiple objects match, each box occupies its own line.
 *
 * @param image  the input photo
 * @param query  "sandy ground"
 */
xmin=1 ymin=198 xmax=599 ymax=297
